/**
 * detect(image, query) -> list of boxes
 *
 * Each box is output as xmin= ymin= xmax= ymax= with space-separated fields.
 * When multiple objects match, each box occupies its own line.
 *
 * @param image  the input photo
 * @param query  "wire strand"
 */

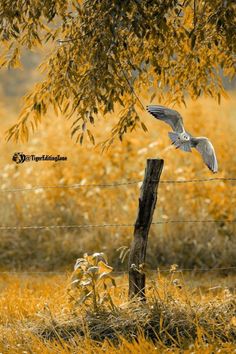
xmin=0 ymin=180 xmax=140 ymax=193
xmin=1 ymin=266 xmax=236 ymax=275
xmin=160 ymin=177 xmax=236 ymax=184
xmin=0 ymin=177 xmax=235 ymax=193
xmin=0 ymin=219 xmax=235 ymax=231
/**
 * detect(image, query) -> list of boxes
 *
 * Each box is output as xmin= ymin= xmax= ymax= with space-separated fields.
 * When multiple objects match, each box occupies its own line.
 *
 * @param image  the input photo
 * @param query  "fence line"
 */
xmin=0 ymin=175 xmax=235 ymax=276
xmin=0 ymin=177 xmax=235 ymax=193
xmin=161 ymin=177 xmax=236 ymax=184
xmin=1 ymin=266 xmax=236 ymax=276
xmin=0 ymin=180 xmax=140 ymax=193
xmin=159 ymin=266 xmax=236 ymax=273
xmin=0 ymin=219 xmax=235 ymax=231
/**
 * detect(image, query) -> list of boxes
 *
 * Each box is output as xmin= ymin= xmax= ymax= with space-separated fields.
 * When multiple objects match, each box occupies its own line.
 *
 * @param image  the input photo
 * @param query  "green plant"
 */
xmin=68 ymin=252 xmax=116 ymax=312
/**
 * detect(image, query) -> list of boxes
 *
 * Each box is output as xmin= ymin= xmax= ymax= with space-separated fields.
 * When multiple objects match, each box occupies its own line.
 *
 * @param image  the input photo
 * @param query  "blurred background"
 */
xmin=0 ymin=50 xmax=235 ymax=271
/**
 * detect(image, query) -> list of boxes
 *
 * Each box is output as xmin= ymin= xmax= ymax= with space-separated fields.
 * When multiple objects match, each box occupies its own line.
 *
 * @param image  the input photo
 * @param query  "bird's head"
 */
xmin=181 ymin=133 xmax=190 ymax=141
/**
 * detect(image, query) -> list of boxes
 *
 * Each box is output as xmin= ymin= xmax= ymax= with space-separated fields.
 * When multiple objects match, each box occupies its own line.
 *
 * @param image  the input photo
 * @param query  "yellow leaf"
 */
xmin=98 ymin=261 xmax=113 ymax=274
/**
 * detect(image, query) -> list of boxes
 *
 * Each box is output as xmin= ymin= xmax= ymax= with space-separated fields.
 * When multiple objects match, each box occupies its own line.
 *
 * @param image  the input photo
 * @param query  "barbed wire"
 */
xmin=95 ymin=266 xmax=236 ymax=274
xmin=0 ymin=180 xmax=140 ymax=193
xmin=0 ymin=219 xmax=235 ymax=231
xmin=160 ymin=177 xmax=236 ymax=184
xmin=0 ymin=271 xmax=67 ymax=275
xmin=1 ymin=266 xmax=236 ymax=276
xmin=0 ymin=177 xmax=235 ymax=193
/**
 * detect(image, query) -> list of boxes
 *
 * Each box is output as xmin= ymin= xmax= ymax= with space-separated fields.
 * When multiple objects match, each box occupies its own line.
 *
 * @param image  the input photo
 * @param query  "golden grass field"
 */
xmin=1 ymin=272 xmax=236 ymax=353
xmin=0 ymin=93 xmax=236 ymax=352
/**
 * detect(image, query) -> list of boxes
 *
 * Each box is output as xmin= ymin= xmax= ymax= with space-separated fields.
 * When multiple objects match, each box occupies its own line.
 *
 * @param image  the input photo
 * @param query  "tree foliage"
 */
xmin=0 ymin=0 xmax=235 ymax=144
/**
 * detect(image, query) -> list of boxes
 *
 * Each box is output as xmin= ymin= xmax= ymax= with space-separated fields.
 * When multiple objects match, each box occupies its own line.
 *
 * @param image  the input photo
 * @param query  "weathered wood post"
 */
xmin=128 ymin=158 xmax=164 ymax=300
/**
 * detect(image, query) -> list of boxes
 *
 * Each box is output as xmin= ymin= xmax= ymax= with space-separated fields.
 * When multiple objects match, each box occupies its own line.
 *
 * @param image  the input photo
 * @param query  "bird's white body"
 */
xmin=168 ymin=131 xmax=192 ymax=152
xmin=146 ymin=105 xmax=218 ymax=173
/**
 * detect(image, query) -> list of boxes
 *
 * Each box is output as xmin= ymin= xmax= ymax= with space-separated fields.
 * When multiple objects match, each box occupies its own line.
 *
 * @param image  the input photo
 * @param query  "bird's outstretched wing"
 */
xmin=147 ymin=105 xmax=185 ymax=133
xmin=191 ymin=137 xmax=218 ymax=173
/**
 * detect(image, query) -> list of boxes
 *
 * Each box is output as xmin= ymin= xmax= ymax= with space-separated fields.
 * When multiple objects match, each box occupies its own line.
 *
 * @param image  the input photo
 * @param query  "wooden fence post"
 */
xmin=128 ymin=158 xmax=164 ymax=300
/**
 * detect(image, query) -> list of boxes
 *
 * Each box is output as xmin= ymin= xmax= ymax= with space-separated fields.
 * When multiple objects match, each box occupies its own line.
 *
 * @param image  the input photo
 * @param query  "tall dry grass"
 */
xmin=1 ymin=272 xmax=236 ymax=352
xmin=0 ymin=93 xmax=235 ymax=270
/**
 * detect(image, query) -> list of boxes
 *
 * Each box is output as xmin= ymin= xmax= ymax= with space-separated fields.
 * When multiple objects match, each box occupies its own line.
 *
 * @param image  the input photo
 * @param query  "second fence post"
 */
xmin=128 ymin=158 xmax=164 ymax=301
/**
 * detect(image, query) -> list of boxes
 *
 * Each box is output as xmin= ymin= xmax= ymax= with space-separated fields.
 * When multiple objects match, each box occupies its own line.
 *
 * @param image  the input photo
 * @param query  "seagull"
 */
xmin=147 ymin=105 xmax=218 ymax=173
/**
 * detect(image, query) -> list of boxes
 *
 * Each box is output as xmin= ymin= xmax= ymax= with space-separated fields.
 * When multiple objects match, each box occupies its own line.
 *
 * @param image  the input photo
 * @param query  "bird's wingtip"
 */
xmin=208 ymin=165 xmax=218 ymax=173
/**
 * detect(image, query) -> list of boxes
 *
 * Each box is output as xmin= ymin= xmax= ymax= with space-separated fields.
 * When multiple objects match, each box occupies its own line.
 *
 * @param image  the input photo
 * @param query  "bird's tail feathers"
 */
xmin=179 ymin=143 xmax=192 ymax=152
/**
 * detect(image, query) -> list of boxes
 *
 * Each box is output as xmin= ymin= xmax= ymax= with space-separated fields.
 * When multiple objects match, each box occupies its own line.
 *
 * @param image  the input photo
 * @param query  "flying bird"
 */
xmin=146 ymin=105 xmax=218 ymax=173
